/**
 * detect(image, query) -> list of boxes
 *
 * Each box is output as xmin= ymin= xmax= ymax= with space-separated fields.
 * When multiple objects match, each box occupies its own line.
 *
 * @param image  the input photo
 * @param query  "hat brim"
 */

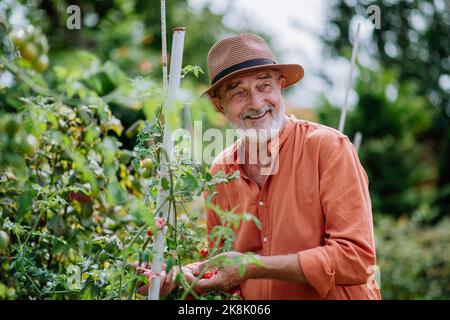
xmin=201 ymin=63 xmax=304 ymax=111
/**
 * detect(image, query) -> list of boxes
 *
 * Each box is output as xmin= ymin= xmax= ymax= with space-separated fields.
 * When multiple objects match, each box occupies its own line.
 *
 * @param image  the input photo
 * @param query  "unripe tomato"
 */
xmin=140 ymin=158 xmax=153 ymax=170
xmin=141 ymin=168 xmax=152 ymax=178
xmin=33 ymin=55 xmax=49 ymax=73
xmin=176 ymin=245 xmax=186 ymax=256
xmin=0 ymin=230 xmax=10 ymax=251
xmin=9 ymin=28 xmax=26 ymax=47
xmin=20 ymin=43 xmax=38 ymax=62
xmin=5 ymin=118 xmax=20 ymax=137
xmin=68 ymin=248 xmax=77 ymax=263
xmin=19 ymin=134 xmax=38 ymax=156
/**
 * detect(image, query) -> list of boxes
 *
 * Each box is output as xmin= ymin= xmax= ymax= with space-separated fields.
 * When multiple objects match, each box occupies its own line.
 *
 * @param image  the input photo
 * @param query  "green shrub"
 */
xmin=375 ymin=215 xmax=450 ymax=299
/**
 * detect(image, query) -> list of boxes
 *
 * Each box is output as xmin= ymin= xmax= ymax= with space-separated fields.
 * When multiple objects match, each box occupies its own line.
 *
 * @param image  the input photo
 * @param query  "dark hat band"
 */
xmin=211 ymin=59 xmax=276 ymax=85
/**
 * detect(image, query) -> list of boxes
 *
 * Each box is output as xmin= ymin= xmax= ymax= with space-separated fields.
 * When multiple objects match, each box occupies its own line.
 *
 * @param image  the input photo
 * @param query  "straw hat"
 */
xmin=203 ymin=33 xmax=304 ymax=109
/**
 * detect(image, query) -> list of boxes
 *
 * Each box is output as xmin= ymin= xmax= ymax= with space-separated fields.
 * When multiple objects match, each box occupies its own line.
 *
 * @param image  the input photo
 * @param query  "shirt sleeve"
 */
xmin=298 ymin=135 xmax=377 ymax=298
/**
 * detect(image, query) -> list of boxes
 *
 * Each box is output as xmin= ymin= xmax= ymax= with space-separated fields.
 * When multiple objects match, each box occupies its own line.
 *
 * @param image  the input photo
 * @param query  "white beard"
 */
xmin=231 ymin=98 xmax=287 ymax=144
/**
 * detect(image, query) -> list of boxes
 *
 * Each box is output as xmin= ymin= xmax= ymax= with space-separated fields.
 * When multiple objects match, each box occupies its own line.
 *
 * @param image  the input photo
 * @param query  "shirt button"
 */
xmin=258 ymin=200 xmax=264 ymax=206
xmin=263 ymin=236 xmax=268 ymax=242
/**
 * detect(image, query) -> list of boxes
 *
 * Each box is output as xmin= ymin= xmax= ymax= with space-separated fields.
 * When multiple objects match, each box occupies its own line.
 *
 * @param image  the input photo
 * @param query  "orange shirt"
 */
xmin=205 ymin=114 xmax=382 ymax=300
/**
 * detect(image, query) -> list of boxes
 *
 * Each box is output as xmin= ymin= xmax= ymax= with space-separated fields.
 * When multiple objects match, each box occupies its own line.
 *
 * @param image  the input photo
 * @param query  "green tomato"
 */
xmin=140 ymin=158 xmax=154 ymax=170
xmin=176 ymin=245 xmax=186 ymax=257
xmin=20 ymin=43 xmax=38 ymax=62
xmin=9 ymin=28 xmax=26 ymax=48
xmin=0 ymin=230 xmax=9 ymax=251
xmin=33 ymin=55 xmax=49 ymax=73
xmin=68 ymin=248 xmax=77 ymax=263
xmin=5 ymin=118 xmax=20 ymax=137
xmin=141 ymin=168 xmax=152 ymax=178
xmin=18 ymin=134 xmax=38 ymax=156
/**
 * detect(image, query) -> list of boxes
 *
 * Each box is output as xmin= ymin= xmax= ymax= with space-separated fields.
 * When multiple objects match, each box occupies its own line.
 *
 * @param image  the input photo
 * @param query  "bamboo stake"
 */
xmin=148 ymin=27 xmax=186 ymax=301
xmin=338 ymin=23 xmax=361 ymax=133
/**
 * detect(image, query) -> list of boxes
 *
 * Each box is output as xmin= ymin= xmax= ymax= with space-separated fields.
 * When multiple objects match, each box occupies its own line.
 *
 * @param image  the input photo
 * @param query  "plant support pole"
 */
xmin=161 ymin=0 xmax=168 ymax=93
xmin=353 ymin=131 xmax=363 ymax=153
xmin=149 ymin=27 xmax=186 ymax=300
xmin=338 ymin=23 xmax=361 ymax=133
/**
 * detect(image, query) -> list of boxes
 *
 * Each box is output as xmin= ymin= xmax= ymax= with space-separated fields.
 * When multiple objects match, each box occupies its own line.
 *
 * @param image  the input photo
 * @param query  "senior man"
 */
xmin=140 ymin=33 xmax=381 ymax=300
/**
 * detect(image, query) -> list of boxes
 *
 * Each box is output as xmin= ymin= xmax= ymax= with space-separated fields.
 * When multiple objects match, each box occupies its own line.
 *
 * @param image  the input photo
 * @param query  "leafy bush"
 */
xmin=375 ymin=215 xmax=450 ymax=299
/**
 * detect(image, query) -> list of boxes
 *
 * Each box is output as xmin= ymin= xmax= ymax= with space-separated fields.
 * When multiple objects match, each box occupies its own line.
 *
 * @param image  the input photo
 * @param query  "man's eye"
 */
xmin=232 ymin=91 xmax=244 ymax=98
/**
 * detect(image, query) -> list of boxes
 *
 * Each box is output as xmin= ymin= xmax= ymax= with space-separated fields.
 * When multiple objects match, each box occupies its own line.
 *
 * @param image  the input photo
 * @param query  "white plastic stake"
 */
xmin=353 ymin=131 xmax=363 ymax=153
xmin=148 ymin=27 xmax=186 ymax=300
xmin=338 ymin=23 xmax=361 ymax=133
xmin=161 ymin=0 xmax=168 ymax=93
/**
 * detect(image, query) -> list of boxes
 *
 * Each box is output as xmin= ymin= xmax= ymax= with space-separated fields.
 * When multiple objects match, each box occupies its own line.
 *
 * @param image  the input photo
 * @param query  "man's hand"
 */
xmin=185 ymin=252 xmax=309 ymax=294
xmin=185 ymin=252 xmax=249 ymax=293
xmin=132 ymin=262 xmax=198 ymax=296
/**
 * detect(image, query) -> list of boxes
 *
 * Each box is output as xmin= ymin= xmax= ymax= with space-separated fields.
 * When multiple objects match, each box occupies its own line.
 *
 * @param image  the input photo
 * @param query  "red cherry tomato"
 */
xmin=202 ymin=271 xmax=215 ymax=279
xmin=199 ymin=248 xmax=208 ymax=257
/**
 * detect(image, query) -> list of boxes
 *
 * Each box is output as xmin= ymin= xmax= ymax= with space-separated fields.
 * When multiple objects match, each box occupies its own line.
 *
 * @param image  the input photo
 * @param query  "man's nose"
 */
xmin=248 ymin=90 xmax=265 ymax=109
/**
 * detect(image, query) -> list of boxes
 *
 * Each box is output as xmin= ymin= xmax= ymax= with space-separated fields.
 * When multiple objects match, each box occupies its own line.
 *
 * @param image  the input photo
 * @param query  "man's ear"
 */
xmin=278 ymin=76 xmax=286 ymax=92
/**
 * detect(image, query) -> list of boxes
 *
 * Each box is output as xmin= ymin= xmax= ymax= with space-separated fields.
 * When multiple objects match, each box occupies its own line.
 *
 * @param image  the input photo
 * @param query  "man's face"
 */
xmin=211 ymin=69 xmax=287 ymax=140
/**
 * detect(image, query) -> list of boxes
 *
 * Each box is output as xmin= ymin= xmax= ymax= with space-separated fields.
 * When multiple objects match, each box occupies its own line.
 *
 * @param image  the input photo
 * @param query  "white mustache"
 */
xmin=240 ymin=105 xmax=274 ymax=120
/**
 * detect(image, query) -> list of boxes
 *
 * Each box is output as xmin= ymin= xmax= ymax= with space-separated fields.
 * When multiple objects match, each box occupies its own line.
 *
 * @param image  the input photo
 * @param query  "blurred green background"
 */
xmin=1 ymin=0 xmax=449 ymax=299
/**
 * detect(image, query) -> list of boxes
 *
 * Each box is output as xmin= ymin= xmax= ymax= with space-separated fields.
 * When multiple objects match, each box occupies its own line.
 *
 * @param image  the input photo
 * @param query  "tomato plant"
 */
xmin=0 ymin=21 xmax=259 ymax=300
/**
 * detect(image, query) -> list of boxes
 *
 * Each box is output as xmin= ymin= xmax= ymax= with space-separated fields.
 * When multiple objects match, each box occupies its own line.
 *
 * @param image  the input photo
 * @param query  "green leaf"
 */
xmin=161 ymin=177 xmax=170 ymax=190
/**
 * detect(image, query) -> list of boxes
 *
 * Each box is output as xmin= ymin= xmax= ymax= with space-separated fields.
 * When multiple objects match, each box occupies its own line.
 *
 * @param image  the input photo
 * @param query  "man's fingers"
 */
xmin=165 ymin=268 xmax=175 ymax=287
xmin=190 ymin=261 xmax=206 ymax=276
xmin=158 ymin=271 xmax=167 ymax=290
xmin=138 ymin=283 xmax=149 ymax=295
xmin=184 ymin=271 xmax=197 ymax=284
xmin=183 ymin=268 xmax=223 ymax=293
xmin=161 ymin=269 xmax=178 ymax=296
xmin=183 ymin=272 xmax=206 ymax=296
xmin=195 ymin=276 xmax=222 ymax=292
xmin=132 ymin=261 xmax=151 ymax=271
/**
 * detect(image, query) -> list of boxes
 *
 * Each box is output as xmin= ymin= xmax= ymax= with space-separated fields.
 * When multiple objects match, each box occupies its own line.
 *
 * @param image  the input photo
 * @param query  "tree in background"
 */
xmin=320 ymin=0 xmax=449 ymax=221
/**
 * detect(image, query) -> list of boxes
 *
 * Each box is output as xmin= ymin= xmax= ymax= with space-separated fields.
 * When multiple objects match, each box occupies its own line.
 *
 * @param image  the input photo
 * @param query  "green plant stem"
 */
xmin=127 ymin=236 xmax=152 ymax=300
xmin=22 ymin=209 xmax=44 ymax=246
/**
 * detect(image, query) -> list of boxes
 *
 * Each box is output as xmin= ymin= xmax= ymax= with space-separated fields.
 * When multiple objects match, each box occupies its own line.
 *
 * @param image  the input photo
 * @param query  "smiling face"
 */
xmin=211 ymin=69 xmax=288 ymax=142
